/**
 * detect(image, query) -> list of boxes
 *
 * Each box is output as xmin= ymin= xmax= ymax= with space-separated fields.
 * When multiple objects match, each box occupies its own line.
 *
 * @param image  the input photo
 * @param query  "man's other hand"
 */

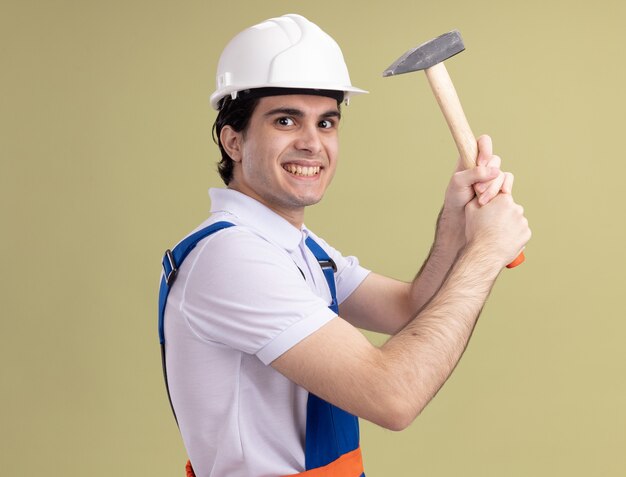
xmin=443 ymin=135 xmax=514 ymax=213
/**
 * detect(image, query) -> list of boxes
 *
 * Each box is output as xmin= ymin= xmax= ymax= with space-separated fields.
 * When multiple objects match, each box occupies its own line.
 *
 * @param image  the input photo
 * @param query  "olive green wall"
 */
xmin=2 ymin=0 xmax=625 ymax=475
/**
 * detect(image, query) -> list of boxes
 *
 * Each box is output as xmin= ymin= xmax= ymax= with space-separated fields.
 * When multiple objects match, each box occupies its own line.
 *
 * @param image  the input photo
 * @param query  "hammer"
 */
xmin=383 ymin=30 xmax=524 ymax=268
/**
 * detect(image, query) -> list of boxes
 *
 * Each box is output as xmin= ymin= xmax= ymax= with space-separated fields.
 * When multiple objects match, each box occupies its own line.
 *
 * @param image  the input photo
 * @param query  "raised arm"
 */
xmin=341 ymin=135 xmax=515 ymax=335
xmin=273 ymin=189 xmax=530 ymax=430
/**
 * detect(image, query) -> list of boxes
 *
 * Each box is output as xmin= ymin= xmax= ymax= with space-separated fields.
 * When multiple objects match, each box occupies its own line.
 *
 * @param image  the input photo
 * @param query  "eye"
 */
xmin=276 ymin=117 xmax=295 ymax=127
xmin=318 ymin=119 xmax=335 ymax=129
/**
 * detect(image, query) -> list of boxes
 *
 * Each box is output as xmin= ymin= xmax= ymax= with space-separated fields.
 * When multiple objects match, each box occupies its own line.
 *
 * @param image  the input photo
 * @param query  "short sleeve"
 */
xmin=304 ymin=231 xmax=371 ymax=304
xmin=180 ymin=227 xmax=337 ymax=365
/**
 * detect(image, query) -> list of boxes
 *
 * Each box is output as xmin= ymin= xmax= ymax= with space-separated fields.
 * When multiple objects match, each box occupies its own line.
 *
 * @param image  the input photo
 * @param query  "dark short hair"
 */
xmin=212 ymin=95 xmax=260 ymax=185
xmin=212 ymin=88 xmax=344 ymax=185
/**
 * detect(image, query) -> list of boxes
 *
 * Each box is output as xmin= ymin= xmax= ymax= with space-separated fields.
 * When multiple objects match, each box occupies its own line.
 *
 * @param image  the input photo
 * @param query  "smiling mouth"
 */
xmin=282 ymin=164 xmax=321 ymax=177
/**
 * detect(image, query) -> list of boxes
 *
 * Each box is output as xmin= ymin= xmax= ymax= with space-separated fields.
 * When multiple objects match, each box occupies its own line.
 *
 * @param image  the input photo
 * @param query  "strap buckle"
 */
xmin=318 ymin=258 xmax=337 ymax=273
xmin=163 ymin=249 xmax=178 ymax=286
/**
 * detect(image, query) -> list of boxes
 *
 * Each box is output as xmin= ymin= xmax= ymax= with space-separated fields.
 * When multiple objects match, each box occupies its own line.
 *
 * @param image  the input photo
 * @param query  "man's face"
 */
xmin=227 ymin=94 xmax=340 ymax=226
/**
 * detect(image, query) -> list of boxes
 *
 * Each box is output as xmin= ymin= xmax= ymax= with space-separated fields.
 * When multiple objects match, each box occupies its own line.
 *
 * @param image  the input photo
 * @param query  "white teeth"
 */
xmin=283 ymin=164 xmax=320 ymax=176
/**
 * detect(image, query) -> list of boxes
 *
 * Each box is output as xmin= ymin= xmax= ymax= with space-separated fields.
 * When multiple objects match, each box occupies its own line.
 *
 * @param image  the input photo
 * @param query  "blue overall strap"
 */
xmin=158 ymin=221 xmax=235 ymax=426
xmin=304 ymin=237 xmax=338 ymax=313
xmin=303 ymin=236 xmax=364 ymax=476
xmin=158 ymin=221 xmax=235 ymax=345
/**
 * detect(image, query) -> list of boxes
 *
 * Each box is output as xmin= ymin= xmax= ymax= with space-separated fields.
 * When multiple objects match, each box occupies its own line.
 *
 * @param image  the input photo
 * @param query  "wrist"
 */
xmin=462 ymin=239 xmax=508 ymax=275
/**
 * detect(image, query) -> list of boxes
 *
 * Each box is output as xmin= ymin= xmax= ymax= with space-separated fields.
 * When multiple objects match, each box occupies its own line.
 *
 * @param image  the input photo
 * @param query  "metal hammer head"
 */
xmin=383 ymin=30 xmax=465 ymax=77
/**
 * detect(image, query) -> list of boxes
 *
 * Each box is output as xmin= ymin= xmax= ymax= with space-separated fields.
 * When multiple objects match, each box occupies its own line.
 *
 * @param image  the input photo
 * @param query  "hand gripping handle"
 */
xmin=425 ymin=62 xmax=525 ymax=269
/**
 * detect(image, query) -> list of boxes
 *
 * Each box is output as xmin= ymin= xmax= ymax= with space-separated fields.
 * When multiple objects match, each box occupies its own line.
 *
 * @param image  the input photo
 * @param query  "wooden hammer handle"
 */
xmin=425 ymin=62 xmax=478 ymax=169
xmin=424 ymin=62 xmax=525 ymax=269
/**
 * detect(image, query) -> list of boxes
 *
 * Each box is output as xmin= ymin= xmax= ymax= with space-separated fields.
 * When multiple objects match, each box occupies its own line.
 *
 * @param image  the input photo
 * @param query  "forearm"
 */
xmin=380 ymin=240 xmax=501 ymax=428
xmin=408 ymin=140 xmax=509 ymax=314
xmin=274 ymin=181 xmax=530 ymax=432
xmin=275 ymin=242 xmax=504 ymax=430
xmin=340 ymin=208 xmax=467 ymax=335
xmin=408 ymin=206 xmax=466 ymax=314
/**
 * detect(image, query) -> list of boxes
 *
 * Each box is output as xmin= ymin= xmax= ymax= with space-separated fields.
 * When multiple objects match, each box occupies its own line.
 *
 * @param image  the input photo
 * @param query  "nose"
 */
xmin=294 ymin=123 xmax=323 ymax=155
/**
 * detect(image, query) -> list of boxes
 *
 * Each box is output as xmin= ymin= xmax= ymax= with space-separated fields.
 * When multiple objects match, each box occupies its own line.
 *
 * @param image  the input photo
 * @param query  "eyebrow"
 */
xmin=264 ymin=107 xmax=342 ymax=121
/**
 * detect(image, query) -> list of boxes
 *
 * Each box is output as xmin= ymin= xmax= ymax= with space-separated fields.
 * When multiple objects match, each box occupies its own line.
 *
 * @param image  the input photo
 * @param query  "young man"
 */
xmin=159 ymin=14 xmax=531 ymax=477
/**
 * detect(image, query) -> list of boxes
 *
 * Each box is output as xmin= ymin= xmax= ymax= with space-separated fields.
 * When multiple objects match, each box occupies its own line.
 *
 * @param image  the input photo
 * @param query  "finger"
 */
xmin=478 ymin=171 xmax=506 ymax=205
xmin=484 ymin=154 xmax=501 ymax=170
xmin=474 ymin=180 xmax=488 ymax=194
xmin=477 ymin=170 xmax=515 ymax=202
xmin=502 ymin=172 xmax=515 ymax=194
xmin=476 ymin=135 xmax=493 ymax=167
xmin=474 ymin=158 xmax=502 ymax=194
xmin=455 ymin=165 xmax=500 ymax=189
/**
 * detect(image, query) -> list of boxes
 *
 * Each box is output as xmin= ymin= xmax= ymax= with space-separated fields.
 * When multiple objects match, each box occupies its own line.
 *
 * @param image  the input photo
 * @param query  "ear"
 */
xmin=220 ymin=126 xmax=243 ymax=163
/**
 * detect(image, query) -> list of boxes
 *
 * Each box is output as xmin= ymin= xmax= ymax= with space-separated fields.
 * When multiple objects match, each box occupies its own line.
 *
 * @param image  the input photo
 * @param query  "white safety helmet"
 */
xmin=209 ymin=14 xmax=367 ymax=110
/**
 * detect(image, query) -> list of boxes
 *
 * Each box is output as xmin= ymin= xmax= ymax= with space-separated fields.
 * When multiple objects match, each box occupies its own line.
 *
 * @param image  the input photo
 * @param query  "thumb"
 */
xmin=476 ymin=135 xmax=493 ymax=167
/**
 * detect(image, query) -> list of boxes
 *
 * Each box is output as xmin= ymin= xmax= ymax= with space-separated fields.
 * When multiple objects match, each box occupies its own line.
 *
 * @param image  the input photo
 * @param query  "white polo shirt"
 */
xmin=164 ymin=188 xmax=370 ymax=477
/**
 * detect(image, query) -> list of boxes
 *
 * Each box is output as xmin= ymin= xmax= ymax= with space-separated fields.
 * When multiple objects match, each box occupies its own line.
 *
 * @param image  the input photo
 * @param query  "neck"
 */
xmin=227 ymin=184 xmax=305 ymax=230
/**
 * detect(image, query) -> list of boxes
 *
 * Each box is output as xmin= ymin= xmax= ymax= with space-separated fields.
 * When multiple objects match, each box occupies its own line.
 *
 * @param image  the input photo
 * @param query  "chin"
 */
xmin=298 ymin=191 xmax=326 ymax=207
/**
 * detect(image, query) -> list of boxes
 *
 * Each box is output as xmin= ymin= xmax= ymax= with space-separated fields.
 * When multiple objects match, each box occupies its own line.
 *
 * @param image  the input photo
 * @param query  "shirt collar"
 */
xmin=209 ymin=188 xmax=305 ymax=252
